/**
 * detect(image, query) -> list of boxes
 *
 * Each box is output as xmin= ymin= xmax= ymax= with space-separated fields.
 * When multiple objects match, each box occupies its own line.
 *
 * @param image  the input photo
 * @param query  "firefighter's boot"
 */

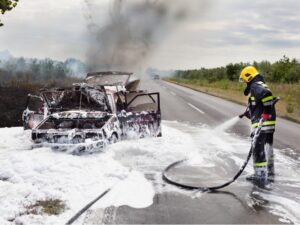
xmin=246 ymin=165 xmax=268 ymax=186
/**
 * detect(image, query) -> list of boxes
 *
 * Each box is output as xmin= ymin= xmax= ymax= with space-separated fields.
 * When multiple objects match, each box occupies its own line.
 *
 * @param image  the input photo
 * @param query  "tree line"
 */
xmin=174 ymin=56 xmax=300 ymax=84
xmin=0 ymin=57 xmax=85 ymax=85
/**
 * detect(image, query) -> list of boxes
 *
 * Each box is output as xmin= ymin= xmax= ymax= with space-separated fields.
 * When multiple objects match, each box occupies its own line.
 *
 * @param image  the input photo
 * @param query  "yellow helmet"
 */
xmin=239 ymin=66 xmax=259 ymax=83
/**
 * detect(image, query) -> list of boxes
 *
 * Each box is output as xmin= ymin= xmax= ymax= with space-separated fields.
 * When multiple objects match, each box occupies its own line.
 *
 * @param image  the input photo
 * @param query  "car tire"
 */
xmin=109 ymin=133 xmax=118 ymax=144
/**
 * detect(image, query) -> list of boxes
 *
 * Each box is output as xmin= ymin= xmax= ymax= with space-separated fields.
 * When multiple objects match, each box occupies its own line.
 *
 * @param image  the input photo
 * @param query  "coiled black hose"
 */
xmin=162 ymin=148 xmax=253 ymax=191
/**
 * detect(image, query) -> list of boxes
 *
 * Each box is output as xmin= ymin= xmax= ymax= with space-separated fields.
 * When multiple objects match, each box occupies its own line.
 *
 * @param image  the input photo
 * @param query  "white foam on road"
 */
xmin=0 ymin=120 xmax=299 ymax=224
xmin=0 ymin=123 xmax=196 ymax=224
xmin=92 ymin=171 xmax=155 ymax=209
xmin=0 ymin=128 xmax=130 ymax=224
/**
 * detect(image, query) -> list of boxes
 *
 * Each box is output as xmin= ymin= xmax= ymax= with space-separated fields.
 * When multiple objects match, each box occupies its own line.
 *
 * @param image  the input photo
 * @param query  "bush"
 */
xmin=286 ymin=103 xmax=294 ymax=113
xmin=285 ymin=65 xmax=300 ymax=83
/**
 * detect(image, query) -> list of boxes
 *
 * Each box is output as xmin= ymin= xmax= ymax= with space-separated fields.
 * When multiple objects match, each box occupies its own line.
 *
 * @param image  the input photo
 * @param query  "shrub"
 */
xmin=286 ymin=103 xmax=294 ymax=113
xmin=285 ymin=65 xmax=300 ymax=83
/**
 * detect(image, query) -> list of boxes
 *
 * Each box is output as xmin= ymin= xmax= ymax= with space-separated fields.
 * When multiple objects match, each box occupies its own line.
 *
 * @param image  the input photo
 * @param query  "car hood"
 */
xmin=85 ymin=71 xmax=132 ymax=87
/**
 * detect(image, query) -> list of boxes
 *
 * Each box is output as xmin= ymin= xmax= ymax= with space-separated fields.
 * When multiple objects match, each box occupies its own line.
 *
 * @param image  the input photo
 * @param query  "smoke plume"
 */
xmin=83 ymin=0 xmax=208 ymax=72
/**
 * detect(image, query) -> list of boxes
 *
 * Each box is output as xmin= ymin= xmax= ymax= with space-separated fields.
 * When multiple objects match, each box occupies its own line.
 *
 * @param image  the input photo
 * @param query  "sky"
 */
xmin=1 ymin=0 xmax=300 ymax=70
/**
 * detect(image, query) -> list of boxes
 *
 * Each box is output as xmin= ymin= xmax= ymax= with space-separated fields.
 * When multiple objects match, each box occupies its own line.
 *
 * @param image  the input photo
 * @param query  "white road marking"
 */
xmin=187 ymin=103 xmax=205 ymax=114
xmin=170 ymin=91 xmax=177 ymax=96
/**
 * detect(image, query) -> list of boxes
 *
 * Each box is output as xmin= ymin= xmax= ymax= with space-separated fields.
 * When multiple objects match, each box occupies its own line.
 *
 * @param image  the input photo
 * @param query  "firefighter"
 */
xmin=239 ymin=66 xmax=276 ymax=184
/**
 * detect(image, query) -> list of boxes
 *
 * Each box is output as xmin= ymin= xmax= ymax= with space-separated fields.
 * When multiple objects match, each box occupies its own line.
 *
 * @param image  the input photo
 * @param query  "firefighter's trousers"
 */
xmin=253 ymin=132 xmax=275 ymax=177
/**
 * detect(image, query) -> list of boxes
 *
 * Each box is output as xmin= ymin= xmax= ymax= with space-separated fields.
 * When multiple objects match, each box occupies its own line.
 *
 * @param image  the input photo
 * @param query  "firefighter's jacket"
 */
xmin=245 ymin=75 xmax=276 ymax=133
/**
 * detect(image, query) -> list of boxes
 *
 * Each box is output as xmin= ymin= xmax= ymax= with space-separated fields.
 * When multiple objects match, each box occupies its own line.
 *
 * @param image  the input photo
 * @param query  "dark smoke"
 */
xmin=83 ymin=0 xmax=208 ymax=72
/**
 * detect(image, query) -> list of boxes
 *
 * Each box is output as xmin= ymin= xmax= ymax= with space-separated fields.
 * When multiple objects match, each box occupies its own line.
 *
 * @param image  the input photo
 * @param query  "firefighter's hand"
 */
xmin=239 ymin=111 xmax=250 ymax=119
xmin=244 ymin=111 xmax=250 ymax=119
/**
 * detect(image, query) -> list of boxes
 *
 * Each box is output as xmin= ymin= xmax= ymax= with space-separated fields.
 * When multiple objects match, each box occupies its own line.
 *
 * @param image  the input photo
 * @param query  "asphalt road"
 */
xmin=154 ymin=80 xmax=300 ymax=154
xmin=85 ymin=79 xmax=300 ymax=224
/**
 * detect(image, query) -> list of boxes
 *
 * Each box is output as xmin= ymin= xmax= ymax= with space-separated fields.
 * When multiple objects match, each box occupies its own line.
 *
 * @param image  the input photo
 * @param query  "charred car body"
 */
xmin=23 ymin=72 xmax=161 ymax=153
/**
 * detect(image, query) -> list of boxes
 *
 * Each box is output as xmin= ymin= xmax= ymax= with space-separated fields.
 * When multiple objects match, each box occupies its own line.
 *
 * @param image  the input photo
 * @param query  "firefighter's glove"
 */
xmin=244 ymin=110 xmax=250 ymax=119
xmin=261 ymin=113 xmax=270 ymax=121
xmin=239 ymin=110 xmax=250 ymax=119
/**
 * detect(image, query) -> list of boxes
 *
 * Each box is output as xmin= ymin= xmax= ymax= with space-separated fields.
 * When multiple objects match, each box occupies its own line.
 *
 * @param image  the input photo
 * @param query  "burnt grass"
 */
xmin=0 ymin=83 xmax=41 ymax=127
xmin=7 ymin=199 xmax=66 ymax=223
xmin=26 ymin=199 xmax=66 ymax=216
xmin=0 ymin=79 xmax=81 ymax=128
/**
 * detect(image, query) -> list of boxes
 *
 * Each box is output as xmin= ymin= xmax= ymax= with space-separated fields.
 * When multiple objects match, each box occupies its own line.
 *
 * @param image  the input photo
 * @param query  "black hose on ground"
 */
xmin=162 ymin=118 xmax=264 ymax=192
xmin=162 ymin=148 xmax=253 ymax=191
xmin=66 ymin=188 xmax=111 ymax=225
xmin=65 ymin=170 xmax=133 ymax=225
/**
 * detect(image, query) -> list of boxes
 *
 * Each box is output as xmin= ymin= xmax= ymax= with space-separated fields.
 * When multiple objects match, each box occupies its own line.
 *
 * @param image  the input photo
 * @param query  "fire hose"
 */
xmin=66 ymin=188 xmax=111 ymax=225
xmin=162 ymin=118 xmax=263 ymax=191
xmin=65 ymin=170 xmax=132 ymax=225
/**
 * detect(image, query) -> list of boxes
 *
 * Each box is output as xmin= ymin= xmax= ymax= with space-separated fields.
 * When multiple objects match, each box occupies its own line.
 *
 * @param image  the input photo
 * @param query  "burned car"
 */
xmin=23 ymin=71 xmax=161 ymax=153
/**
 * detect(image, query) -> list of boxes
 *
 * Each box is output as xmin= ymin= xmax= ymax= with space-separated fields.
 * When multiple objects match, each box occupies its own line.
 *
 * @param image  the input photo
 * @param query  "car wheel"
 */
xmin=109 ymin=133 xmax=118 ymax=144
